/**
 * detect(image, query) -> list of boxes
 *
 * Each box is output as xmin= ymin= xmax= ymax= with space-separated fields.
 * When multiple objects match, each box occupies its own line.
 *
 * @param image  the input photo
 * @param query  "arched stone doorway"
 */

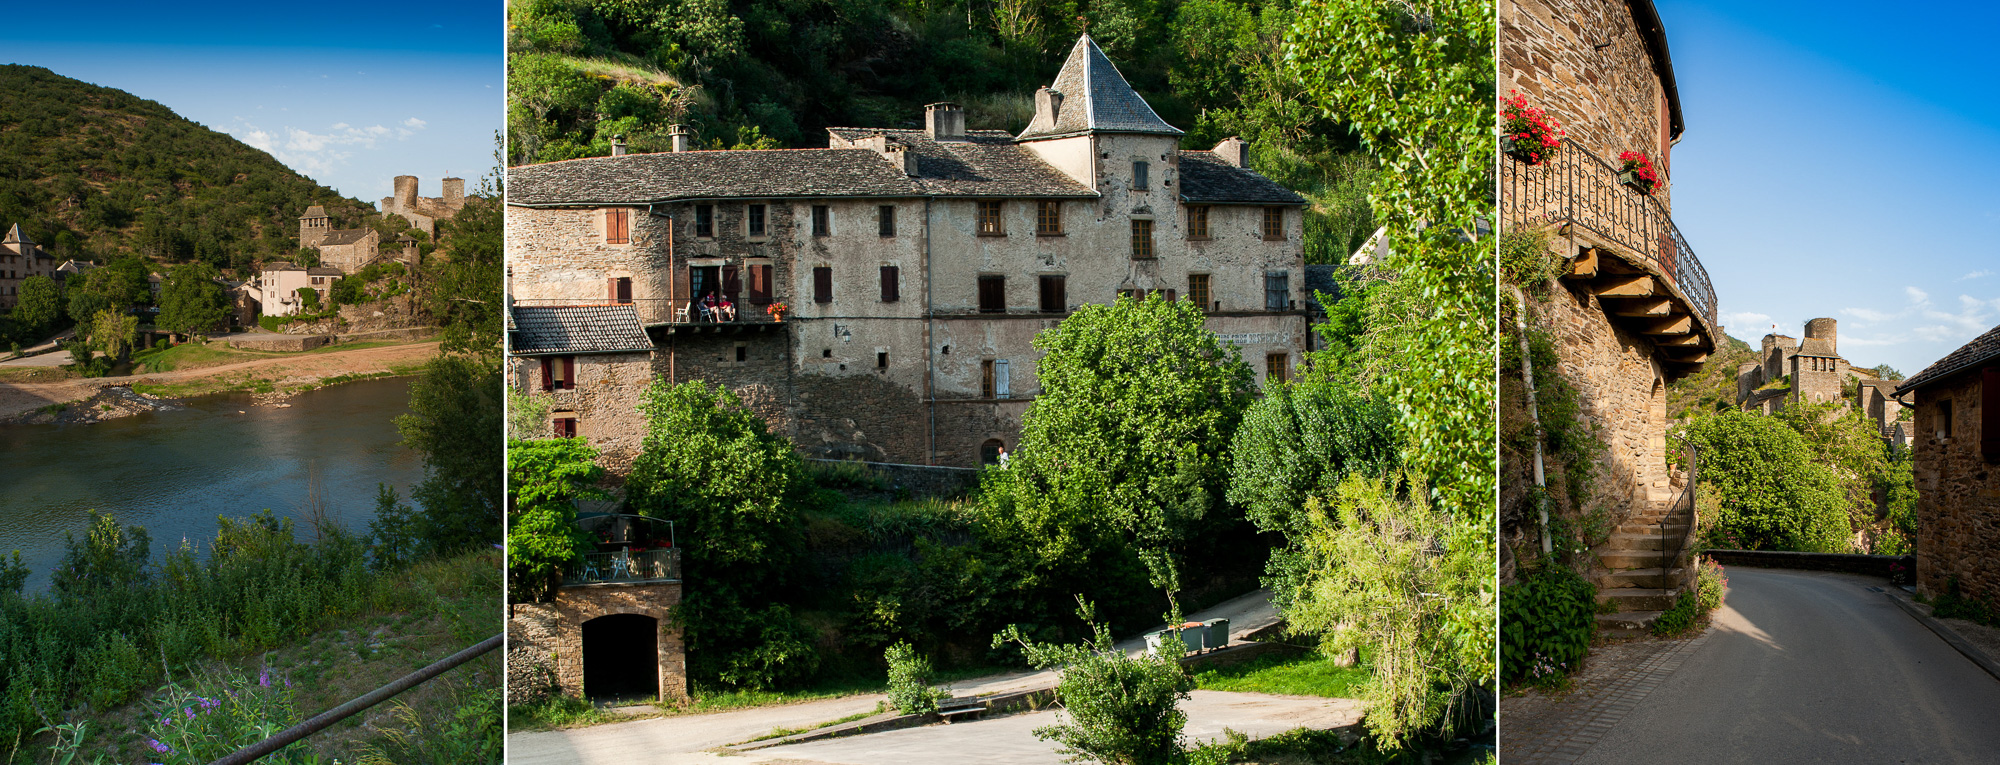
xmin=582 ymin=613 xmax=659 ymax=701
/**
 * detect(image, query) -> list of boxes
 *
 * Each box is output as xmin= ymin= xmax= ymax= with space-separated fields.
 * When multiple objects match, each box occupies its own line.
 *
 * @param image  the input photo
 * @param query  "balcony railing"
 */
xmin=564 ymin=548 xmax=681 ymax=586
xmin=512 ymin=298 xmax=782 ymax=326
xmin=1501 ymin=143 xmax=1716 ymax=327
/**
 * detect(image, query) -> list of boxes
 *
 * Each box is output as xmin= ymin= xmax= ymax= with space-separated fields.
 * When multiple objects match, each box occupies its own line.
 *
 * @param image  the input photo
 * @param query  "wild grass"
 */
xmin=1191 ymin=651 xmax=1371 ymax=699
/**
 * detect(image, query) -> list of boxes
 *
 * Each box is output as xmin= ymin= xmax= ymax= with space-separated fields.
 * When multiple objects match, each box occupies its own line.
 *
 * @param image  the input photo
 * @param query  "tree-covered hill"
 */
xmin=0 ymin=65 xmax=374 ymax=274
xmin=1667 ymin=330 xmax=1754 ymax=419
xmin=506 ymin=0 xmax=1381 ymax=263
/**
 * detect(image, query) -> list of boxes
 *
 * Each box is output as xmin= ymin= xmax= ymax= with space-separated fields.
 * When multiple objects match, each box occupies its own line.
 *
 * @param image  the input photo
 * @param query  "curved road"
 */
xmin=1579 ymin=568 xmax=2000 ymax=764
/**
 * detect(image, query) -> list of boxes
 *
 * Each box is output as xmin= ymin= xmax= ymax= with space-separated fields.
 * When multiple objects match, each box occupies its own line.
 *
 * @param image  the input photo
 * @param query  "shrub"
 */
xmin=141 ymin=670 xmax=323 ymax=765
xmin=884 ymin=641 xmax=942 ymax=715
xmin=1653 ymin=558 xmax=1727 ymax=637
xmin=994 ymin=599 xmax=1193 ymax=765
xmin=1500 ymin=563 xmax=1595 ymax=686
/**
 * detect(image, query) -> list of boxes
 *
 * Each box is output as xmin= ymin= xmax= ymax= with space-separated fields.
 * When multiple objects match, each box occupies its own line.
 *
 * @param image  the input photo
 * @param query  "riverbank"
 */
xmin=0 ymin=339 xmax=441 ymax=424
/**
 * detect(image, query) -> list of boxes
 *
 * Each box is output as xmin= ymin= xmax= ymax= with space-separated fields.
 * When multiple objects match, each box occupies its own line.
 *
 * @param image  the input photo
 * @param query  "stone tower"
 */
xmin=1805 ymin=317 xmax=1838 ymax=354
xmin=442 ymin=177 xmax=465 ymax=208
xmin=298 ymin=205 xmax=331 ymax=248
xmin=393 ymin=176 xmax=420 ymax=212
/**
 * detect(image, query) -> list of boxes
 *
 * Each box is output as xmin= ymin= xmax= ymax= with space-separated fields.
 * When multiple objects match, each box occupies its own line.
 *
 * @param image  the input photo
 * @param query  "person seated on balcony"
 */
xmin=699 ymin=293 xmax=718 ymax=322
xmin=717 ymin=295 xmax=737 ymax=322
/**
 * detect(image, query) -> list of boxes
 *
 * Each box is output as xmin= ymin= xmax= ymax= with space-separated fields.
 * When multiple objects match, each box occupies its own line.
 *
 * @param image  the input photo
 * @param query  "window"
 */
xmin=978 ymin=201 xmax=1004 ymax=236
xmin=880 ymin=266 xmax=900 ymax=303
xmin=981 ymin=439 xmax=1005 ymax=466
xmin=747 ymin=204 xmax=767 ymax=237
xmin=813 ymin=266 xmax=833 ymax=303
xmin=1262 ymin=207 xmax=1285 ymax=240
xmin=879 ymin=205 xmax=896 ymax=237
xmin=1265 ymin=272 xmax=1289 ymax=311
xmin=608 ymin=276 xmax=632 ymax=303
xmin=736 ymin=344 xmax=748 ymax=362
xmin=1937 ymin=399 xmax=1954 ymax=441
xmin=748 ymin=264 xmax=772 ymax=305
xmin=695 ymin=204 xmax=714 ymax=238
xmin=812 ymin=205 xmax=831 ymax=236
xmin=606 ymin=209 xmax=630 ymax=244
xmin=552 ymin=413 xmax=578 ymax=438
xmin=1189 ymin=274 xmax=1211 ymax=311
xmin=540 ymin=356 xmax=576 ymax=392
xmin=1187 ymin=206 xmax=1209 ymax=239
xmin=982 ymin=359 xmax=1011 ymax=399
xmin=1133 ymin=160 xmax=1149 ymax=190
xmin=1039 ymin=275 xmax=1066 ymax=313
xmin=978 ymin=275 xmax=1006 ymax=313
xmin=877 ymin=351 xmax=889 ymax=369
xmin=1037 ymin=201 xmax=1063 ymax=235
xmin=1131 ymin=219 xmax=1155 ymax=259
xmin=1266 ymin=352 xmax=1290 ymax=384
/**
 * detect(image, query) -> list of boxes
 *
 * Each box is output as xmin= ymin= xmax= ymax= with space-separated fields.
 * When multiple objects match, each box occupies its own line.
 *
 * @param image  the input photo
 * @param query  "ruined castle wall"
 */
xmin=1910 ymin=371 xmax=2000 ymax=606
xmin=1502 ymin=0 xmax=1676 ymax=205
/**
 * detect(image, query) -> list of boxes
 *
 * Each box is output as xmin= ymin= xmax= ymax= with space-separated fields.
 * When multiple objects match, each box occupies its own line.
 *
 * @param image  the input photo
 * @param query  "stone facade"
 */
xmin=1502 ymin=0 xmax=1680 ymax=203
xmin=509 ymin=350 xmax=655 ymax=471
xmin=297 ymin=205 xmax=381 ymax=274
xmin=0 ymin=224 xmax=58 ymax=311
xmin=1526 ymin=282 xmax=1674 ymax=525
xmin=1736 ymin=318 xmax=1907 ymax=444
xmin=507 ymin=581 xmax=689 ymax=703
xmin=1900 ymin=325 xmax=2000 ymax=608
xmin=379 ymin=175 xmax=467 ymax=237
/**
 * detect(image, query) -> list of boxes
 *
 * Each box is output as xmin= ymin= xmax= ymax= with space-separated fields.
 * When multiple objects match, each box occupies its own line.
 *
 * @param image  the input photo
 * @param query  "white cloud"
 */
xmin=1961 ymin=270 xmax=1995 ymax=281
xmin=1840 ymin=307 xmax=1900 ymax=322
xmin=403 ymin=117 xmax=427 ymax=129
xmin=1720 ymin=311 xmax=1771 ymax=331
xmin=1906 ymin=286 xmax=1930 ymax=304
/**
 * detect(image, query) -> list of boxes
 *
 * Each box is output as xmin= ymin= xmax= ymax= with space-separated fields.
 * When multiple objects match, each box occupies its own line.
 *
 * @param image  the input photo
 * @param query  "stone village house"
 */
xmin=1501 ymin=0 xmax=1721 ymax=634
xmin=502 ymin=34 xmax=1307 ymax=703
xmin=1894 ymin=324 xmax=2000 ymax=610
xmin=0 ymin=224 xmax=59 ymax=311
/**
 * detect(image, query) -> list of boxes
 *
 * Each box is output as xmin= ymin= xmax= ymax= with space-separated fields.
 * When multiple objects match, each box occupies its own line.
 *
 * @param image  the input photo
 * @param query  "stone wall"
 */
xmin=227 ymin=334 xmax=332 ymax=352
xmin=1911 ymin=370 xmax=2000 ymax=606
xmin=507 ymin=581 xmax=688 ymax=703
xmin=1502 ymin=0 xmax=1676 ymax=205
xmin=513 ymin=351 xmax=655 ymax=471
xmin=1703 ymin=549 xmax=1915 ymax=582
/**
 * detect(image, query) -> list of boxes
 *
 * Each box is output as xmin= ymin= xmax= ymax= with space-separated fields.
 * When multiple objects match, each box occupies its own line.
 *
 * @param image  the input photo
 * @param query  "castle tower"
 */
xmin=298 ymin=205 xmax=330 ymax=247
xmin=1805 ymin=317 xmax=1838 ymax=356
xmin=392 ymin=176 xmax=419 ymax=212
xmin=441 ymin=177 xmax=465 ymax=210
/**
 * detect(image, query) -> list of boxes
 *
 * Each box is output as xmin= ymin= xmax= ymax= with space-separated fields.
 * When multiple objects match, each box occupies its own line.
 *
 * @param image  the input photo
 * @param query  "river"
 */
xmin=0 ymin=377 xmax=424 ymax=592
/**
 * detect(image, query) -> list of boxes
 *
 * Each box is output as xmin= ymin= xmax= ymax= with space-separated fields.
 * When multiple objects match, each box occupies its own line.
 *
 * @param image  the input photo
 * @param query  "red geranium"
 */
xmin=1500 ymin=90 xmax=1566 ymax=164
xmin=1619 ymin=150 xmax=1662 ymax=187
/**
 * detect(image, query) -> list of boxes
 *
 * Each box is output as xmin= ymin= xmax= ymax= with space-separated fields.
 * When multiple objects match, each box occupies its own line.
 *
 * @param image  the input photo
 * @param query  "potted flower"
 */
xmin=767 ymin=301 xmax=790 ymax=322
xmin=1500 ymin=90 xmax=1565 ymax=165
xmin=1618 ymin=151 xmax=1663 ymax=195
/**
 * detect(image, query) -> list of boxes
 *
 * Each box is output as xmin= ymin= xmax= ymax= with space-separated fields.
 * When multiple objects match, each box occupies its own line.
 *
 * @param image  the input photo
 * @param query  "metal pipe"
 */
xmin=207 ymin=634 xmax=502 ymax=765
xmin=1509 ymin=284 xmax=1552 ymax=555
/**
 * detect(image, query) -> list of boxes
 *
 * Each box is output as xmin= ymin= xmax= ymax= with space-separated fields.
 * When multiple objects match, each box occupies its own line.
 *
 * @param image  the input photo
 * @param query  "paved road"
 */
xmin=1577 ymin=569 xmax=2000 ymax=764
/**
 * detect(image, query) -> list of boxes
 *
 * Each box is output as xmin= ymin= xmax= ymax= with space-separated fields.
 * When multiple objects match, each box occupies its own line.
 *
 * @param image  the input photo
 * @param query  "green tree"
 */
xmin=88 ymin=308 xmax=138 ymax=361
xmin=426 ymin=156 xmax=503 ymax=355
xmin=1678 ymin=409 xmax=1851 ymax=553
xmin=157 ymin=261 xmax=228 ymax=337
xmin=994 ymin=598 xmax=1194 ymax=765
xmin=391 ymin=355 xmax=505 ymax=557
xmin=296 ymin=286 xmax=321 ymax=313
xmin=627 ymin=379 xmax=812 ymax=688
xmin=11 ymin=275 xmax=59 ymax=336
xmin=508 ymin=438 xmax=606 ymax=601
xmin=67 ymin=261 xmax=148 ymax=322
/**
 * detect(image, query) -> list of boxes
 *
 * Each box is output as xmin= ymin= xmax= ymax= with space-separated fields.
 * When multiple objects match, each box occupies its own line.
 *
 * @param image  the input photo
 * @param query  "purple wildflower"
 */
xmin=183 ymin=707 xmax=194 ymax=720
xmin=259 ymin=669 xmax=270 ymax=688
xmin=147 ymin=739 xmax=171 ymax=754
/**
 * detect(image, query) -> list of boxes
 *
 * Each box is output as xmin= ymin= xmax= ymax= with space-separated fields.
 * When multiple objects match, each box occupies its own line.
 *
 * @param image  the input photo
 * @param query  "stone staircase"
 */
xmin=1592 ymin=497 xmax=1694 ymax=637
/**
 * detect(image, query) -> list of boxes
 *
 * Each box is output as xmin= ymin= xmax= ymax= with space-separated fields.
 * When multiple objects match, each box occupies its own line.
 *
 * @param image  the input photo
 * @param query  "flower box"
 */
xmin=1500 ymin=90 xmax=1564 ymax=165
xmin=1618 ymin=170 xmax=1654 ymax=195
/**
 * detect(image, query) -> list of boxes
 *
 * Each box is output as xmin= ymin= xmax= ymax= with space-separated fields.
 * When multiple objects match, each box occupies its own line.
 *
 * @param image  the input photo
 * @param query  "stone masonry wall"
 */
xmin=513 ymin=351 xmax=655 ymax=472
xmin=1911 ymin=371 xmax=2000 ymax=606
xmin=1502 ymin=0 xmax=1676 ymax=206
xmin=507 ymin=582 xmax=689 ymax=703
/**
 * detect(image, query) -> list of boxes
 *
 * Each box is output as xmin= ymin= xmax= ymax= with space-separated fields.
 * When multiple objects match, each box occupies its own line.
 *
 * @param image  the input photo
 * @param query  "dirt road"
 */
xmin=0 ymin=341 xmax=440 ymax=422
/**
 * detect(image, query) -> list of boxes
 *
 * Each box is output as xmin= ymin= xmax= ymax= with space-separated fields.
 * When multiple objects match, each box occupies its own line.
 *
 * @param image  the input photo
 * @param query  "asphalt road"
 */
xmin=1578 ymin=568 xmax=2000 ymax=764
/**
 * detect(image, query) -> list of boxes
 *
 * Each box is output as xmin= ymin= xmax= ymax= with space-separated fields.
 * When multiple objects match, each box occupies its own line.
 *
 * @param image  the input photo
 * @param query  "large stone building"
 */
xmin=297 ymin=205 xmax=381 ymax=273
xmin=1895 ymin=323 xmax=2000 ymax=610
xmin=1501 ymin=0 xmax=1719 ymax=633
xmin=506 ymin=34 xmax=1308 ymax=471
xmin=0 ymin=224 xmax=59 ymax=311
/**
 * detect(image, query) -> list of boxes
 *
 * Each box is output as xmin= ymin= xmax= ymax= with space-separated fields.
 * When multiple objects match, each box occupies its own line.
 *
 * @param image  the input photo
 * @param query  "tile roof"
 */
xmin=1897 ymin=323 xmax=2000 ymax=394
xmin=510 ymin=304 xmax=656 ymax=356
xmin=307 ymin=267 xmax=344 ymax=276
xmin=263 ymin=261 xmax=302 ymax=271
xmin=1018 ymin=35 xmax=1183 ymax=140
xmin=317 ymin=229 xmax=373 ymax=246
xmin=1178 ymin=152 xmax=1307 ymax=205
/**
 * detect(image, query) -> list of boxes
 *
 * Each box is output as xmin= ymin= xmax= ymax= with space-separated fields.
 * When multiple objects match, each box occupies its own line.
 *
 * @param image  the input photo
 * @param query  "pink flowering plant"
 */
xmin=139 ymin=670 xmax=330 ymax=765
xmin=1500 ymin=90 xmax=1565 ymax=165
xmin=1618 ymin=150 xmax=1663 ymax=194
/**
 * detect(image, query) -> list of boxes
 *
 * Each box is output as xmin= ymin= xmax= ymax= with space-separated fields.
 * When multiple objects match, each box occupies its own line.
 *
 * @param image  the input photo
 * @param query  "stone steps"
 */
xmin=1602 ymin=567 xmax=1686 ymax=589
xmin=1615 ymin=522 xmax=1688 ymax=535
xmin=1596 ymin=587 xmax=1678 ymax=612
xmin=1590 ymin=494 xmax=1695 ymax=634
xmin=1596 ymin=610 xmax=1664 ymax=638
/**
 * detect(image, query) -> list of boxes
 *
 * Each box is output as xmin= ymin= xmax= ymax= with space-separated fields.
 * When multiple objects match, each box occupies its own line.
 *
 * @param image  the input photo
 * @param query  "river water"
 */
xmin=0 ymin=377 xmax=424 ymax=591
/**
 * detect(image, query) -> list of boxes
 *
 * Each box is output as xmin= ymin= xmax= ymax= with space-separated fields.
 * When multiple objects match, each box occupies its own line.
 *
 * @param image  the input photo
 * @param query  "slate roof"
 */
xmin=307 ymin=267 xmax=344 ymax=276
xmin=318 ymin=229 xmax=373 ymax=246
xmin=1797 ymin=337 xmax=1837 ymax=357
xmin=302 ymin=206 xmax=327 ymax=218
xmin=1018 ymin=35 xmax=1182 ymax=140
xmin=1897 ymin=323 xmax=2000 ymax=394
xmin=510 ymin=304 xmax=655 ymax=356
xmin=263 ymin=261 xmax=302 ymax=271
xmin=3 ymin=224 xmax=30 ymax=245
xmin=829 ymin=128 xmax=1096 ymax=197
xmin=1178 ymin=152 xmax=1307 ymax=205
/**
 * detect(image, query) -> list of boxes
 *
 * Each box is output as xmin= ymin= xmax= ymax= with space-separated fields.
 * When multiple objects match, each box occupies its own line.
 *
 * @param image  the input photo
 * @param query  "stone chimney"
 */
xmin=670 ymin=124 xmax=690 ymax=153
xmin=885 ymin=143 xmax=919 ymax=177
xmin=1032 ymin=87 xmax=1063 ymax=129
xmin=925 ymin=102 xmax=965 ymax=142
xmin=1212 ymin=136 xmax=1249 ymax=168
xmin=611 ymin=135 xmax=628 ymax=156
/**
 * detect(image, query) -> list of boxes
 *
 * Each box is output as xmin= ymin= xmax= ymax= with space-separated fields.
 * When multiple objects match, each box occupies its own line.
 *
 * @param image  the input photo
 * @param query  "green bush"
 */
xmin=1933 ymin=578 xmax=1998 ymax=627
xmin=1652 ymin=558 xmax=1728 ymax=636
xmin=140 ymin=670 xmax=323 ymax=764
xmin=884 ymin=641 xmax=942 ymax=715
xmin=1500 ymin=564 xmax=1595 ymax=686
xmin=995 ymin=600 xmax=1193 ymax=765
xmin=1677 ymin=410 xmax=1852 ymax=553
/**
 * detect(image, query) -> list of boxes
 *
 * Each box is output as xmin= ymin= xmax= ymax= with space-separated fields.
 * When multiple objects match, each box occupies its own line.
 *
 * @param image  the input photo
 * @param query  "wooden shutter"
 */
xmin=814 ymin=267 xmax=832 ymax=303
xmin=607 ymin=209 xmax=629 ymax=244
xmin=749 ymin=265 xmax=771 ymax=304
xmin=723 ymin=266 xmax=741 ymax=303
xmin=541 ymin=358 xmax=554 ymax=392
xmin=881 ymin=266 xmax=899 ymax=302
xmin=1984 ymin=367 xmax=2000 ymax=459
xmin=607 ymin=277 xmax=619 ymax=301
xmin=994 ymin=360 xmax=1010 ymax=399
xmin=561 ymin=356 xmax=576 ymax=390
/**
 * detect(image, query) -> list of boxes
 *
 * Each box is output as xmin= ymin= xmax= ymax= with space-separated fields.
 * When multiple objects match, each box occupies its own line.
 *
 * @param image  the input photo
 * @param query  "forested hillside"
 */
xmin=0 ymin=65 xmax=373 ymax=274
xmin=505 ymin=0 xmax=1378 ymax=263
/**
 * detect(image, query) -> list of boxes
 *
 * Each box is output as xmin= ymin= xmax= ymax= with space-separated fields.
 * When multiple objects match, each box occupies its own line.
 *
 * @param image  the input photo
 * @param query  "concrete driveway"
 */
xmin=1574 ymin=568 xmax=2000 ymax=764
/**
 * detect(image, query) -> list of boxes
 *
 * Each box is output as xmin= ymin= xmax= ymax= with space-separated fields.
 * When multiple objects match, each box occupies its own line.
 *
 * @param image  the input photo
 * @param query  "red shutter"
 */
xmin=749 ymin=265 xmax=771 ymax=305
xmin=1983 ymin=367 xmax=2000 ymax=460
xmin=814 ymin=267 xmax=832 ymax=303
xmin=562 ymin=356 xmax=576 ymax=391
xmin=541 ymin=358 xmax=554 ymax=392
xmin=607 ymin=277 xmax=619 ymax=301
xmin=723 ymin=266 xmax=742 ymax=304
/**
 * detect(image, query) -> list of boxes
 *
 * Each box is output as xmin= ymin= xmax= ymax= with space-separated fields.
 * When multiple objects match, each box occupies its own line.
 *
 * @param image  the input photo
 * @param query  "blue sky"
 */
xmin=1658 ymin=0 xmax=2000 ymax=377
xmin=0 ymin=1 xmax=500 ymax=204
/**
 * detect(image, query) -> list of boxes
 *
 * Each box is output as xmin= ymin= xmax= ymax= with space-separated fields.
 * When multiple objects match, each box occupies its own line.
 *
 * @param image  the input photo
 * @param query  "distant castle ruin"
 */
xmin=1736 ymin=317 xmax=1911 ymax=448
xmin=379 ymin=175 xmax=465 ymax=238
xmin=297 ymin=175 xmax=462 ymax=273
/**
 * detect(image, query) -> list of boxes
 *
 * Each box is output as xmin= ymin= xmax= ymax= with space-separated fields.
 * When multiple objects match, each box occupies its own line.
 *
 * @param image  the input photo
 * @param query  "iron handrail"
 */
xmin=1501 ymin=142 xmax=1716 ymax=327
xmin=1658 ymin=446 xmax=1700 ymax=591
xmin=564 ymin=547 xmax=682 ymax=586
xmin=207 ymin=633 xmax=502 ymax=765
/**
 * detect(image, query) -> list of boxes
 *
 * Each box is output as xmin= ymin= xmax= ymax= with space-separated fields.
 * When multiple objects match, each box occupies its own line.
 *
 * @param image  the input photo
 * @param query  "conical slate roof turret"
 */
xmin=1017 ymin=35 xmax=1183 ymax=140
xmin=3 ymin=223 xmax=29 ymax=245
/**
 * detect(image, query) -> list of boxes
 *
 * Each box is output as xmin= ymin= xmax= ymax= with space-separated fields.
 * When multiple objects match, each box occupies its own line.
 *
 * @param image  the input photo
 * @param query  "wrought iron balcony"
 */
xmin=1501 ymin=143 xmax=1716 ymax=328
xmin=564 ymin=548 xmax=681 ymax=586
xmin=510 ymin=298 xmax=785 ymax=327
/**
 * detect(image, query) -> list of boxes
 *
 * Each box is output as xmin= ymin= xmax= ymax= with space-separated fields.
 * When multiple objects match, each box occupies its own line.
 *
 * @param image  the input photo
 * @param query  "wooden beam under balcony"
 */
xmin=1655 ymin=334 xmax=1705 ymax=347
xmin=1566 ymin=247 xmax=1600 ymax=280
xmin=1593 ymin=274 xmax=1657 ymax=298
xmin=1607 ymin=297 xmax=1673 ymax=317
xmin=1641 ymin=315 xmax=1693 ymax=336
xmin=1663 ymin=350 xmax=1711 ymax=364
